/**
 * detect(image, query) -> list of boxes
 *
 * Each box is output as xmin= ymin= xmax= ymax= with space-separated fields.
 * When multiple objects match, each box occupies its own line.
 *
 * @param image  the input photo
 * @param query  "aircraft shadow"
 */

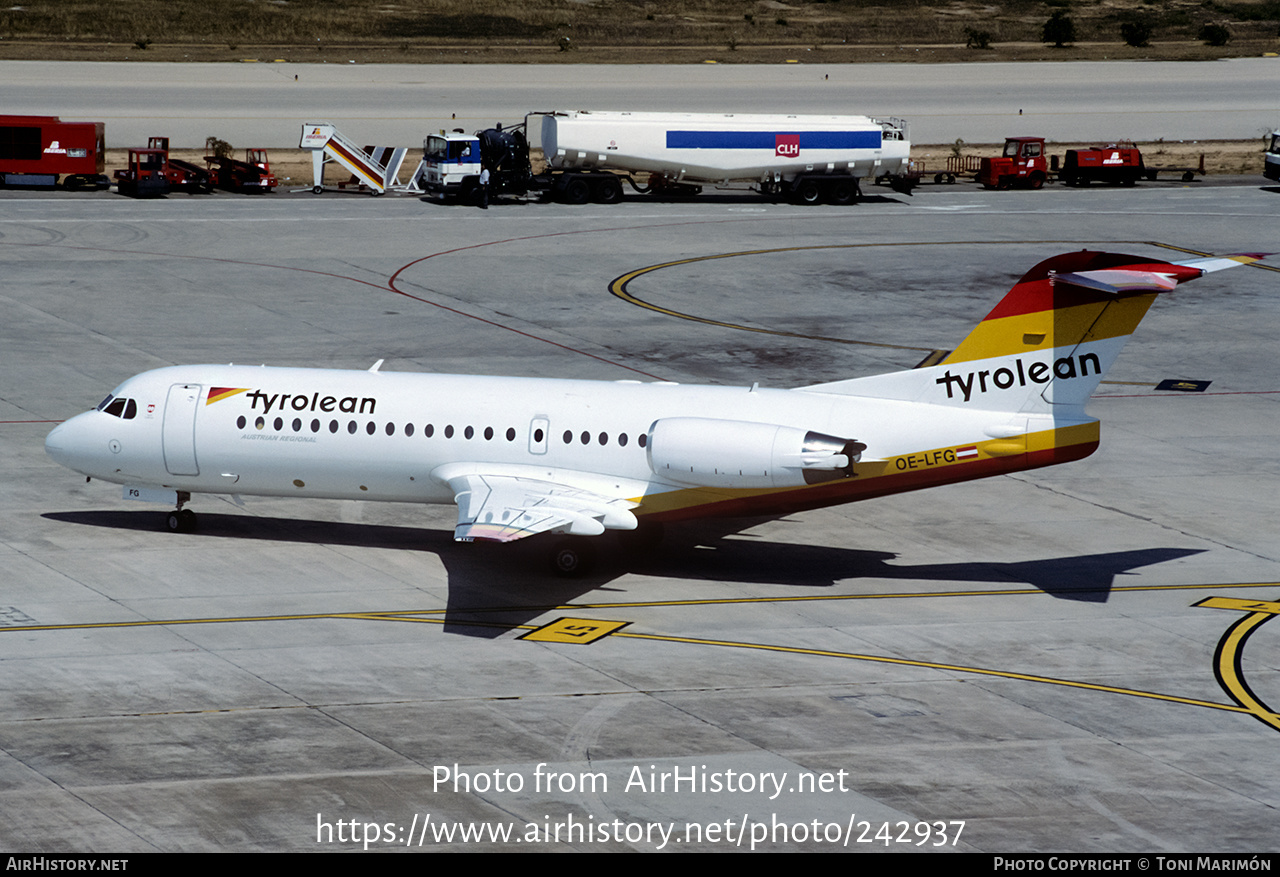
xmin=46 ymin=510 xmax=1203 ymax=638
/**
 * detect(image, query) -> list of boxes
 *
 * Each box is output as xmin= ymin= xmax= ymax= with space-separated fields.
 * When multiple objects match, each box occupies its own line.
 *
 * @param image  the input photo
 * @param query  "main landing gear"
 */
xmin=165 ymin=491 xmax=197 ymax=533
xmin=545 ymin=521 xmax=666 ymax=577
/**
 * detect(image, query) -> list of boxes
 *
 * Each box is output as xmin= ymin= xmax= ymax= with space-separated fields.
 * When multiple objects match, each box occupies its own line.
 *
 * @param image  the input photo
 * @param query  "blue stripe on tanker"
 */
xmin=665 ymin=130 xmax=882 ymax=150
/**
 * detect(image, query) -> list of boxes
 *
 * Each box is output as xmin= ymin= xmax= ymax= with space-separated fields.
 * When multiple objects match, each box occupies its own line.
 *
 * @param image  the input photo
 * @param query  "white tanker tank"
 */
xmin=422 ymin=110 xmax=914 ymax=205
xmin=539 ymin=110 xmax=912 ymax=203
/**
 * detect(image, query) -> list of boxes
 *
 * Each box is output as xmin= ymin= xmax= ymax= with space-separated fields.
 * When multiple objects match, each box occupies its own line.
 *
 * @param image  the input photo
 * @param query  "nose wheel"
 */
xmin=165 ymin=509 xmax=197 ymax=533
xmin=165 ymin=494 xmax=197 ymax=533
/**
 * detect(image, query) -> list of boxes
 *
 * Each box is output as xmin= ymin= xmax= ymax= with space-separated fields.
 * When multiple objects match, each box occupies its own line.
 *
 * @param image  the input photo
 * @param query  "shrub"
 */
xmin=1120 ymin=19 xmax=1153 ymax=47
xmin=1042 ymin=11 xmax=1076 ymax=47
xmin=1199 ymin=23 xmax=1231 ymax=45
xmin=964 ymin=27 xmax=992 ymax=49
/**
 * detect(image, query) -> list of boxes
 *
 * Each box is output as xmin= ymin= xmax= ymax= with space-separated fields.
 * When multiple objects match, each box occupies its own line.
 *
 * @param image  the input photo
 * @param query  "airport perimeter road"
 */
xmin=1 ymin=179 xmax=1279 ymax=852
xmin=3 ymin=57 xmax=1278 ymax=147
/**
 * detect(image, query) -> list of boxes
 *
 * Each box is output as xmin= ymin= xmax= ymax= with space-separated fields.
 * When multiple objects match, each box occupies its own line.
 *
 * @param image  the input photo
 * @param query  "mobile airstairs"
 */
xmin=298 ymin=122 xmax=426 ymax=195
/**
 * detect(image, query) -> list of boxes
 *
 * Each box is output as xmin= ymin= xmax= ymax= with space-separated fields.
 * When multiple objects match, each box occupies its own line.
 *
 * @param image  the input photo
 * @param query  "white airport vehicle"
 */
xmin=422 ymin=110 xmax=914 ymax=205
xmin=45 ymin=251 xmax=1261 ymax=575
xmin=1265 ymin=131 xmax=1280 ymax=182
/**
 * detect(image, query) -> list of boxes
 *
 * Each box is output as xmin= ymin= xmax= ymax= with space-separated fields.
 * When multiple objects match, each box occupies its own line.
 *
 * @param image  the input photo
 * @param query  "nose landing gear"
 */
xmin=165 ymin=492 xmax=197 ymax=533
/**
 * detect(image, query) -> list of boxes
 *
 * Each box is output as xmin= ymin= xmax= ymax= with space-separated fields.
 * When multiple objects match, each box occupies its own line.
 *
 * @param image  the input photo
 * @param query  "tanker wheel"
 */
xmin=1028 ymin=172 xmax=1046 ymax=190
xmin=592 ymin=176 xmax=623 ymax=204
xmin=795 ymin=180 xmax=823 ymax=204
xmin=548 ymin=538 xmax=596 ymax=577
xmin=827 ymin=179 xmax=857 ymax=205
xmin=562 ymin=178 xmax=591 ymax=205
xmin=311 ymin=185 xmax=323 ymax=195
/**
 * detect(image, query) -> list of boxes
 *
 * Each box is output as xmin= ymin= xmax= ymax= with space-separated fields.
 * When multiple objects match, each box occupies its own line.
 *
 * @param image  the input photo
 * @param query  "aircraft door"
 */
xmin=162 ymin=383 xmax=201 ymax=476
xmin=528 ymin=416 xmax=549 ymax=455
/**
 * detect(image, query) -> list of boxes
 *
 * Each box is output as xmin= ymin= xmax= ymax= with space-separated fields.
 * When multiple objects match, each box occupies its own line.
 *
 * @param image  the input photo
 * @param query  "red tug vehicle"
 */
xmin=114 ymin=148 xmax=171 ymax=197
xmin=978 ymin=136 xmax=1049 ymax=190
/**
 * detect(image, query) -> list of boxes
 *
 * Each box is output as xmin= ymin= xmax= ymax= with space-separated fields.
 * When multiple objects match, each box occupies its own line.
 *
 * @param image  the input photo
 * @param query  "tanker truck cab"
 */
xmin=422 ymin=131 xmax=482 ymax=200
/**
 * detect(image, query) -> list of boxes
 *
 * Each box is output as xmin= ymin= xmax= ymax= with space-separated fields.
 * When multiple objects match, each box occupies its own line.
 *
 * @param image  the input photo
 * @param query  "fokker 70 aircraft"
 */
xmin=45 ymin=250 xmax=1261 ymax=574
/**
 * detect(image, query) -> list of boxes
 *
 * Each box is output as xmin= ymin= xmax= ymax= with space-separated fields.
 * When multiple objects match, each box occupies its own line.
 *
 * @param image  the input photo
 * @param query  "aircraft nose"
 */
xmin=45 ymin=413 xmax=96 ymax=474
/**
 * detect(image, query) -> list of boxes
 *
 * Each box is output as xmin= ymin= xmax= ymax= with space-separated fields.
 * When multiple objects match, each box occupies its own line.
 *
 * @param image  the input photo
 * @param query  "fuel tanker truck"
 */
xmin=421 ymin=110 xmax=913 ymax=205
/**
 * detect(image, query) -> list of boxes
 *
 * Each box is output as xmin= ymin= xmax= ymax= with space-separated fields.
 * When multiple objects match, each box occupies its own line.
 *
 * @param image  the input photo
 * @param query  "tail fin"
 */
xmin=804 ymin=250 xmax=1263 ymax=414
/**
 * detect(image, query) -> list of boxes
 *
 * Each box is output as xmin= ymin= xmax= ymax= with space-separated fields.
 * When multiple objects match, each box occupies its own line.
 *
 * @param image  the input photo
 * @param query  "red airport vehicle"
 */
xmin=114 ymin=148 xmax=171 ymax=197
xmin=204 ymin=140 xmax=278 ymax=193
xmin=0 ymin=114 xmax=110 ymax=189
xmin=1059 ymin=142 xmax=1146 ymax=187
xmin=978 ymin=137 xmax=1049 ymax=190
xmin=147 ymin=137 xmax=212 ymax=194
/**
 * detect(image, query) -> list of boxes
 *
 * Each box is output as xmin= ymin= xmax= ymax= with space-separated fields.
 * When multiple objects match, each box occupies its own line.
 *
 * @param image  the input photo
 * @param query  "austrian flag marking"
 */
xmin=955 ymin=446 xmax=978 ymax=461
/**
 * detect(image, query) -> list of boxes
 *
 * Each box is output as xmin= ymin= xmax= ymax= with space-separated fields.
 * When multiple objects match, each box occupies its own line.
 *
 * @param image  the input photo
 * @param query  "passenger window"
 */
xmin=366 ymin=422 xmax=376 ymax=435
xmin=638 ymin=434 xmax=647 ymax=448
xmin=255 ymin=416 xmax=265 ymax=430
xmin=598 ymin=432 xmax=607 ymax=446
xmin=619 ymin=433 xmax=628 ymax=447
xmin=484 ymin=426 xmax=493 ymax=441
xmin=311 ymin=419 xmax=321 ymax=433
xmin=405 ymin=423 xmax=415 ymax=437
xmin=274 ymin=417 xmax=283 ymax=431
xmin=507 ymin=427 xmax=516 ymax=442
xmin=292 ymin=418 xmax=302 ymax=432
xmin=329 ymin=420 xmax=338 ymax=433
xmin=444 ymin=425 xmax=454 ymax=438
xmin=580 ymin=431 xmax=590 ymax=445
xmin=562 ymin=430 xmax=572 ymax=444
xmin=464 ymin=426 xmax=474 ymax=439
xmin=385 ymin=423 xmax=395 ymax=436
xmin=425 ymin=424 xmax=435 ymax=437
xmin=347 ymin=421 xmax=357 ymax=434
xmin=237 ymin=415 xmax=247 ymax=429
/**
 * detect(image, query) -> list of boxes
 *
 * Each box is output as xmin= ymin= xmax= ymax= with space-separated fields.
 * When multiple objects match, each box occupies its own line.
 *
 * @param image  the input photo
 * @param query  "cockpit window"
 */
xmin=100 ymin=397 xmax=138 ymax=419
xmin=96 ymin=394 xmax=114 ymax=412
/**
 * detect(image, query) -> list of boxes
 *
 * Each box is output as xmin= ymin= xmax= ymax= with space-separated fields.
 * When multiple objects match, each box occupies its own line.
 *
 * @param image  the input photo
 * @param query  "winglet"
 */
xmin=368 ymin=359 xmax=384 ymax=373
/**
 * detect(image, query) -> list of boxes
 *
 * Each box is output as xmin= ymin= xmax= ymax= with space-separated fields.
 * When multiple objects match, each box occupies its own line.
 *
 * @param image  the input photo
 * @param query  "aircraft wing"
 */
xmin=434 ymin=467 xmax=640 ymax=543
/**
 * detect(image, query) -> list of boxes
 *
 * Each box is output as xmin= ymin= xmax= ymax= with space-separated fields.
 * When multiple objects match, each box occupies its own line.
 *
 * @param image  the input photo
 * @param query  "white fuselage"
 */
xmin=44 ymin=363 xmax=1051 ymax=522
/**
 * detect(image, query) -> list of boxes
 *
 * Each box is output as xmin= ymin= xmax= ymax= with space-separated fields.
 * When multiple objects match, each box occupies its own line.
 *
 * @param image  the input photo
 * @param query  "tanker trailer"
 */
xmin=423 ymin=110 xmax=913 ymax=205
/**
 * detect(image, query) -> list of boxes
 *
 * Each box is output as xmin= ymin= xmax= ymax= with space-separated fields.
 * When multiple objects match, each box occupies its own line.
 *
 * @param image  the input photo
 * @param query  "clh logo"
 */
xmin=775 ymin=134 xmax=800 ymax=158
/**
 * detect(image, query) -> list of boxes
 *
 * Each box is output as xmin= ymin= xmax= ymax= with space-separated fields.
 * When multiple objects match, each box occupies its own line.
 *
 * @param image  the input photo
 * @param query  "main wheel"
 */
xmin=562 ymin=178 xmax=591 ymax=205
xmin=1028 ymin=172 xmax=1046 ymax=190
xmin=827 ymin=179 xmax=857 ymax=205
xmin=794 ymin=180 xmax=823 ymax=204
xmin=311 ymin=185 xmax=323 ymax=195
xmin=593 ymin=175 xmax=623 ymax=204
xmin=548 ymin=539 xmax=596 ymax=577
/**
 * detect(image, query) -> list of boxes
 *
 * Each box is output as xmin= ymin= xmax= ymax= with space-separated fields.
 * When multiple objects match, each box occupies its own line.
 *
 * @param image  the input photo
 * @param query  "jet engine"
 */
xmin=646 ymin=417 xmax=865 ymax=489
